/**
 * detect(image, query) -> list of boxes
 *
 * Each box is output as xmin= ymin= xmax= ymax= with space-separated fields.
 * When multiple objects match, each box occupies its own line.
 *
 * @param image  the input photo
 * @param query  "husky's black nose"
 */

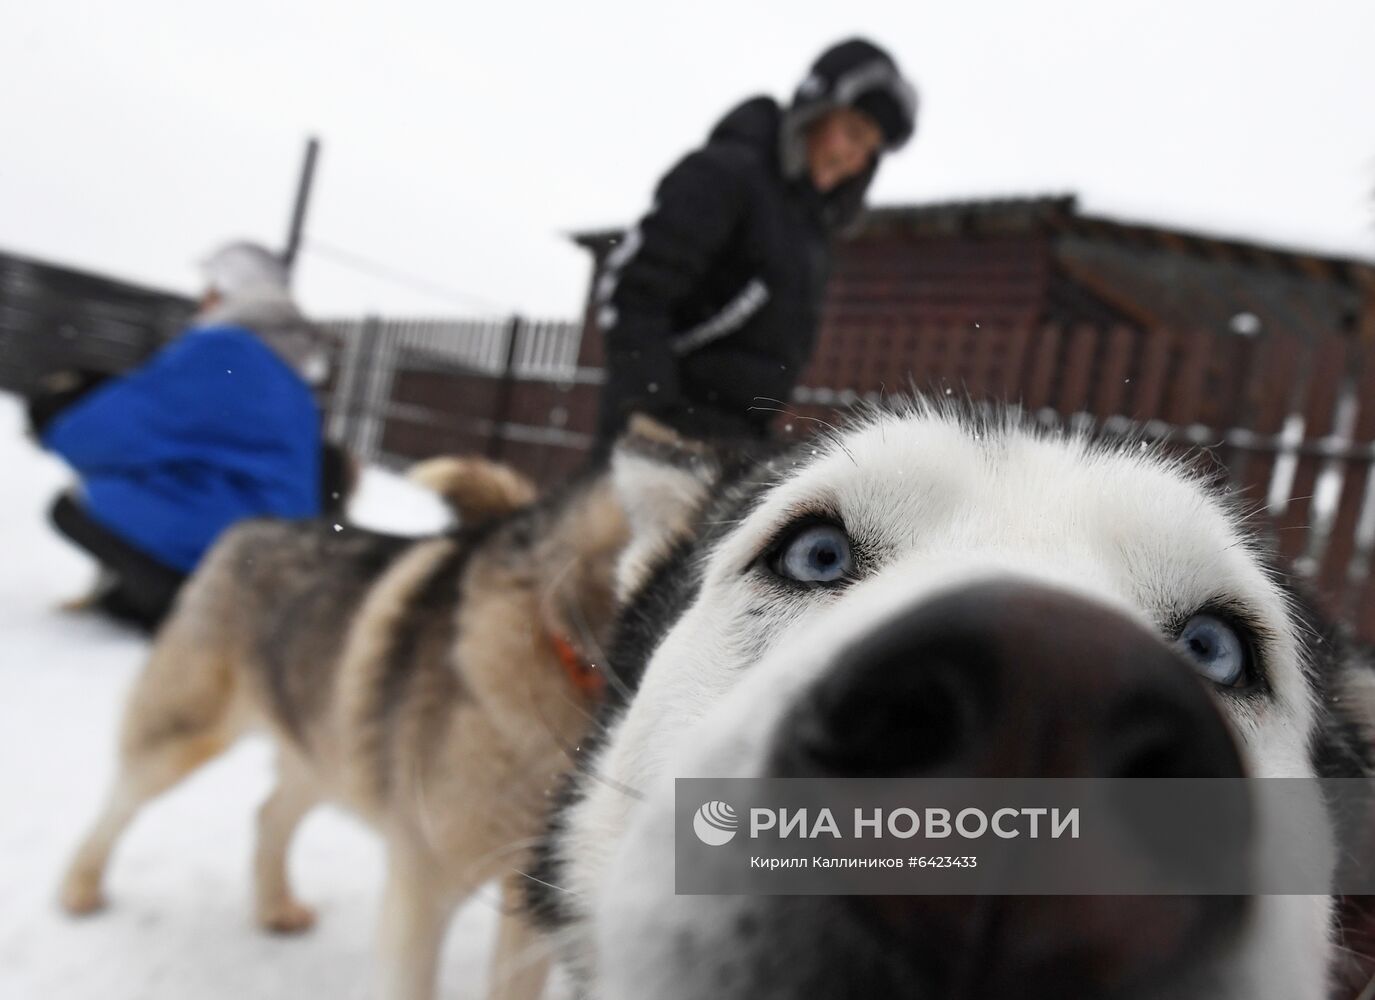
xmin=767 ymin=580 xmax=1248 ymax=998
xmin=773 ymin=580 xmax=1243 ymax=781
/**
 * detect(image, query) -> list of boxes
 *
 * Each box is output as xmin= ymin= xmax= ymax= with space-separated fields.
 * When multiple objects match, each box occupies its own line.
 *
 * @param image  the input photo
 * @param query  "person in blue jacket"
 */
xmin=38 ymin=241 xmax=329 ymax=630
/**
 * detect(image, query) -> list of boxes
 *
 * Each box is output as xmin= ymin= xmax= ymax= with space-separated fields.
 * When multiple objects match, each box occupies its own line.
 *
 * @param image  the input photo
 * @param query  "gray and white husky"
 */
xmin=532 ymin=404 xmax=1375 ymax=1000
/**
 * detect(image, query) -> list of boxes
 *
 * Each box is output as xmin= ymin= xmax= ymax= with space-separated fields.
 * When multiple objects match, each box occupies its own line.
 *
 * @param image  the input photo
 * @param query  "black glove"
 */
xmin=26 ymin=370 xmax=110 ymax=437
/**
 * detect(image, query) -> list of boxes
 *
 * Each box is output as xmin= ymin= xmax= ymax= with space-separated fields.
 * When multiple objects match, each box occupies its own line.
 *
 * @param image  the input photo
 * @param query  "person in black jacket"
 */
xmin=594 ymin=38 xmax=917 ymax=445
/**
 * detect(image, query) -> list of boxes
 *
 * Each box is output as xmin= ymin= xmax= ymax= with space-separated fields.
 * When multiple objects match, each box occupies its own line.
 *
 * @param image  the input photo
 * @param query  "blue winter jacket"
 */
xmin=43 ymin=325 xmax=322 ymax=572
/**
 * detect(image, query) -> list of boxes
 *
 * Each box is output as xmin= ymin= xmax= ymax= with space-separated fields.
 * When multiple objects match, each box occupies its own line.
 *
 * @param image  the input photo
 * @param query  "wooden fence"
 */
xmin=793 ymin=321 xmax=1375 ymax=634
xmin=322 ymin=315 xmax=597 ymax=483
xmin=324 ymin=316 xmax=1375 ymax=638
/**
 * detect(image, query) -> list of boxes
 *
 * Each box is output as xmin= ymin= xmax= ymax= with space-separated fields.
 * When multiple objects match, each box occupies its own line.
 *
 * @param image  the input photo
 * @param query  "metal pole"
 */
xmin=338 ymin=315 xmax=380 ymax=455
xmin=282 ymin=136 xmax=320 ymax=277
xmin=487 ymin=315 xmax=524 ymax=460
xmin=1360 ymin=266 xmax=1375 ymax=344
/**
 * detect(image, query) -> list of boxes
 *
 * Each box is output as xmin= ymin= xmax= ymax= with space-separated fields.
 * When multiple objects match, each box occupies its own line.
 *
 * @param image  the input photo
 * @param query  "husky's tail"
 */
xmin=407 ymin=455 xmax=537 ymax=525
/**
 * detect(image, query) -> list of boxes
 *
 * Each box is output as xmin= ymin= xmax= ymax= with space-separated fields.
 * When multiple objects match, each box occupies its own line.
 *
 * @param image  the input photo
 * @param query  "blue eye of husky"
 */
xmin=1176 ymin=614 xmax=1249 ymax=687
xmin=772 ymin=523 xmax=854 ymax=585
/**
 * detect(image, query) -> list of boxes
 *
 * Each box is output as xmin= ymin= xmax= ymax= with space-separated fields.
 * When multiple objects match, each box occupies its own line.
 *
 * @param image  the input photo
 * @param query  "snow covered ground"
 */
xmin=0 ymin=394 xmax=549 ymax=999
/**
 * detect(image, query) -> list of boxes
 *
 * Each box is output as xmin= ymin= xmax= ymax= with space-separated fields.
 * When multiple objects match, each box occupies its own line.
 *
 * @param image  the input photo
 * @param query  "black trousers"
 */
xmin=49 ymin=494 xmax=186 ymax=631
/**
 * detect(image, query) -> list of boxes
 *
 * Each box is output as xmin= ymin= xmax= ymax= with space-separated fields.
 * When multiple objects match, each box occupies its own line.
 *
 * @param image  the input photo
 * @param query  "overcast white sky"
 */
xmin=3 ymin=0 xmax=1372 ymax=319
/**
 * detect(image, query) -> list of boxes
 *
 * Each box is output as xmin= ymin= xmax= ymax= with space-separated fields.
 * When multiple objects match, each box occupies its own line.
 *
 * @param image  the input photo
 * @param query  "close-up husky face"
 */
xmin=534 ymin=404 xmax=1375 ymax=1000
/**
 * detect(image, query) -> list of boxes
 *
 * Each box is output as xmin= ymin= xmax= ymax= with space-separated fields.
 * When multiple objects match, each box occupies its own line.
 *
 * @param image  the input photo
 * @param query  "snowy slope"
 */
xmin=0 ymin=394 xmax=544 ymax=999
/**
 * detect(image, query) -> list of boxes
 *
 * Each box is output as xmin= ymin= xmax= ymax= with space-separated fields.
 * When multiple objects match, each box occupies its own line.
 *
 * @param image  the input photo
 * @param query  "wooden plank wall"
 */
xmin=334 ymin=318 xmax=1375 ymax=638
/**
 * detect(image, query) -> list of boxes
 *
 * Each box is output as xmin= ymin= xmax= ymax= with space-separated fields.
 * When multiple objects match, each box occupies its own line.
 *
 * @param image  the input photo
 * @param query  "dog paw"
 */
xmin=259 ymin=899 xmax=317 ymax=934
xmin=59 ymin=873 xmax=107 ymax=916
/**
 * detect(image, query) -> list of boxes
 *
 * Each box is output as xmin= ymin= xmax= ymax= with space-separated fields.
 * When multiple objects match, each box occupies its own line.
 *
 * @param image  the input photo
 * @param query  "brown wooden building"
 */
xmin=572 ymin=194 xmax=1372 ymax=384
xmin=373 ymin=195 xmax=1375 ymax=481
xmin=0 ymin=247 xmax=193 ymax=396
xmin=361 ymin=194 xmax=1375 ymax=633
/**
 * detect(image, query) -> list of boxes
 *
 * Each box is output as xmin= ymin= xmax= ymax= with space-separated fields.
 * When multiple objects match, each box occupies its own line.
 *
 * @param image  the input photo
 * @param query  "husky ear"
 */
xmin=611 ymin=416 xmax=716 ymax=601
